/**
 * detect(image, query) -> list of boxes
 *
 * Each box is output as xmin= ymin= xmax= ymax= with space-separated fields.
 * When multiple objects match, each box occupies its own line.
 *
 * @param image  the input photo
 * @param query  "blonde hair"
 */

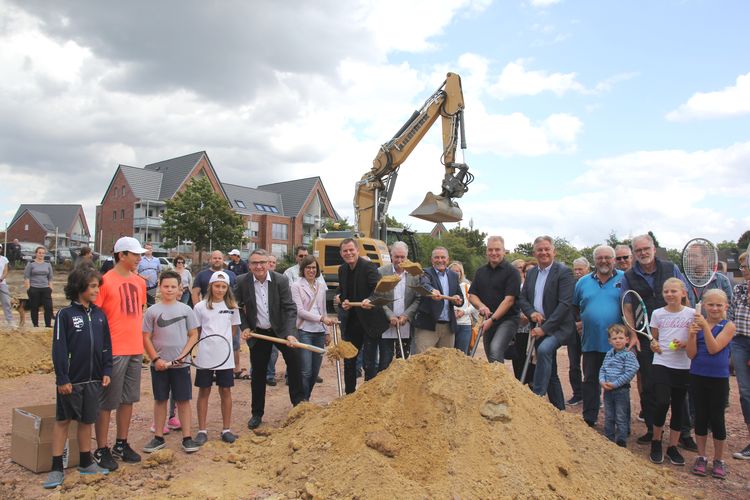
xmin=206 ymin=281 xmax=238 ymax=310
xmin=448 ymin=261 xmax=465 ymax=281
xmin=702 ymin=288 xmax=728 ymax=319
xmin=663 ymin=277 xmax=688 ymax=306
xmin=608 ymin=323 xmax=629 ymax=339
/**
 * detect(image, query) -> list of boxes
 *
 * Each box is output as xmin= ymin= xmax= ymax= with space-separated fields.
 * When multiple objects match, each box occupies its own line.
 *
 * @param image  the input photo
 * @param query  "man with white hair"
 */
xmin=615 ymin=244 xmax=633 ymax=272
xmin=573 ymin=245 xmax=624 ymax=429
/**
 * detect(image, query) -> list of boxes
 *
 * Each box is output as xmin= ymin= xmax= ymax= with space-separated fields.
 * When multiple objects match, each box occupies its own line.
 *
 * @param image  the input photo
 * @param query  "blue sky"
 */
xmin=1 ymin=0 xmax=749 ymax=251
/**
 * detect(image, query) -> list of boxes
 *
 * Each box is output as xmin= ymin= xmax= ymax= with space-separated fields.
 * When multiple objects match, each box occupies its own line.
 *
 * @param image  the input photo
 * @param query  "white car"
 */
xmin=158 ymin=257 xmax=175 ymax=270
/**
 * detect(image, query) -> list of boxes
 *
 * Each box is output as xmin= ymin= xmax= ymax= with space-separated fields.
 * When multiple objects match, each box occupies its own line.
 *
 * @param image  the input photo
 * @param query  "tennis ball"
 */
xmin=669 ymin=340 xmax=678 ymax=351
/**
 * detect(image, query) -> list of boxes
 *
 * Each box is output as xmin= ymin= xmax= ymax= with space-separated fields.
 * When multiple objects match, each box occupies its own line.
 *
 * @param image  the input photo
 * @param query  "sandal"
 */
xmin=234 ymin=369 xmax=250 ymax=380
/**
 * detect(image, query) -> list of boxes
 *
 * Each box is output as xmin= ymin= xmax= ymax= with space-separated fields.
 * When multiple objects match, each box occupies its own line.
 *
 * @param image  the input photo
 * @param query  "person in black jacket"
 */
xmin=44 ymin=267 xmax=113 ymax=488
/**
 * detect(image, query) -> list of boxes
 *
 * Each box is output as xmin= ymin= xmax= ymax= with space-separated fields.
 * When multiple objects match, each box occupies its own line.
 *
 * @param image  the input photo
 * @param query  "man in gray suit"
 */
xmin=377 ymin=241 xmax=421 ymax=371
xmin=518 ymin=236 xmax=576 ymax=411
xmin=237 ymin=249 xmax=302 ymax=429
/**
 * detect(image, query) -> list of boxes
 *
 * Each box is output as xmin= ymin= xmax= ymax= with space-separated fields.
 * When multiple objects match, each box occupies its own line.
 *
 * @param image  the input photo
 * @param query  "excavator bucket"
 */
xmin=410 ymin=192 xmax=463 ymax=223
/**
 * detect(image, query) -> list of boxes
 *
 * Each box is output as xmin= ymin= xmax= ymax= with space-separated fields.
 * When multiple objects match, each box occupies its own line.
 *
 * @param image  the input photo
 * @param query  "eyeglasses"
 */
xmin=249 ymin=261 xmax=267 ymax=266
xmin=615 ymin=256 xmax=630 ymax=261
xmin=175 ymin=261 xmax=184 ymax=264
xmin=305 ymin=265 xmax=318 ymax=270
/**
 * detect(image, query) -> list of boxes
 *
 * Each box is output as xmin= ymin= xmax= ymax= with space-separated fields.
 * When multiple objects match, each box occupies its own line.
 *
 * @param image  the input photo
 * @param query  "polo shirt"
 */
xmin=468 ymin=260 xmax=521 ymax=320
xmin=573 ymin=269 xmax=624 ymax=353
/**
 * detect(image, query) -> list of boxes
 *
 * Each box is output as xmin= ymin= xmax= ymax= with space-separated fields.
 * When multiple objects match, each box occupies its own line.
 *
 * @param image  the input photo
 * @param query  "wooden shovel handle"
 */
xmin=248 ymin=331 xmax=325 ymax=354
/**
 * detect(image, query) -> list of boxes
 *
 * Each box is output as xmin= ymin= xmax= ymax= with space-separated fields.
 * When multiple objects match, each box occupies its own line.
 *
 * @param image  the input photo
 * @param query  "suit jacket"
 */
xmin=337 ymin=257 xmax=389 ymax=338
xmin=290 ymin=279 xmax=327 ymax=330
xmin=518 ymin=261 xmax=575 ymax=344
xmin=234 ymin=270 xmax=297 ymax=347
xmin=413 ymin=267 xmax=463 ymax=333
xmin=377 ymin=264 xmax=421 ymax=323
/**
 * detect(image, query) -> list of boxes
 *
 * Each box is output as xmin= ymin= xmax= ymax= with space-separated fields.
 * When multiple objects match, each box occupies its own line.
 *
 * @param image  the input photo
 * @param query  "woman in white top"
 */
xmin=174 ymin=256 xmax=192 ymax=305
xmin=290 ymin=256 xmax=333 ymax=400
xmin=449 ymin=261 xmax=476 ymax=355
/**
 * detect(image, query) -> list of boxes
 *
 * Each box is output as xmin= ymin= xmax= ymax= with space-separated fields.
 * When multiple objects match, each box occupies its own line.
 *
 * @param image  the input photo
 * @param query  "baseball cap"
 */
xmin=209 ymin=271 xmax=231 ymax=284
xmin=228 ymin=249 xmax=241 ymax=256
xmin=113 ymin=236 xmax=147 ymax=254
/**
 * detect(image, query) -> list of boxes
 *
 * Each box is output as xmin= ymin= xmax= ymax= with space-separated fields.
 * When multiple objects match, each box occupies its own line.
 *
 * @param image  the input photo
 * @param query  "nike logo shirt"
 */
xmin=142 ymin=302 xmax=199 ymax=366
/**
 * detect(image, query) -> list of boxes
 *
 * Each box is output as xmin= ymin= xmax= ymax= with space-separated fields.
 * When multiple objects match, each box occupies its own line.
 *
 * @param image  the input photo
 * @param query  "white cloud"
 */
xmin=666 ymin=72 xmax=750 ymax=121
xmin=528 ymin=0 xmax=562 ymax=8
xmin=489 ymin=59 xmax=585 ymax=99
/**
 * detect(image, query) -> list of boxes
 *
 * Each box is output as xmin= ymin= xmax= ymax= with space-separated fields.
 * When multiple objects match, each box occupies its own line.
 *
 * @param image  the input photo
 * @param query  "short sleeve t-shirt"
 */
xmin=193 ymin=300 xmax=241 ymax=370
xmin=142 ymin=301 xmax=198 ymax=367
xmin=0 ymin=256 xmax=8 ymax=282
xmin=650 ymin=306 xmax=695 ymax=369
xmin=95 ymin=270 xmax=147 ymax=356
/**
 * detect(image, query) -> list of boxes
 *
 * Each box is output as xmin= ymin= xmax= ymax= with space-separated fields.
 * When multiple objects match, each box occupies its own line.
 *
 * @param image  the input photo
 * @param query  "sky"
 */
xmin=1 ymin=0 xmax=749 ymax=251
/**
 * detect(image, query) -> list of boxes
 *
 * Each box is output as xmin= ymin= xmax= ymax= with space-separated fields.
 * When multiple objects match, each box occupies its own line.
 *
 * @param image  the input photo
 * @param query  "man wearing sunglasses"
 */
xmin=614 ymin=245 xmax=633 ymax=272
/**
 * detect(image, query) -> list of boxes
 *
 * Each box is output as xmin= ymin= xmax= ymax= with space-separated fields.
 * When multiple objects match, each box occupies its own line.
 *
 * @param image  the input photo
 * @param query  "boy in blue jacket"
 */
xmin=44 ymin=267 xmax=113 ymax=488
xmin=599 ymin=324 xmax=639 ymax=447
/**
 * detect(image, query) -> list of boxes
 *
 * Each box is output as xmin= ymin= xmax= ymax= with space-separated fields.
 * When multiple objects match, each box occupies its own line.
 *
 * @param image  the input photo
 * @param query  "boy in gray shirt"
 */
xmin=142 ymin=270 xmax=200 ymax=453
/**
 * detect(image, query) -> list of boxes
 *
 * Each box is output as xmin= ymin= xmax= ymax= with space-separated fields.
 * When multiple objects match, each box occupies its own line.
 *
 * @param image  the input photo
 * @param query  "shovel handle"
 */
xmin=248 ymin=331 xmax=325 ymax=354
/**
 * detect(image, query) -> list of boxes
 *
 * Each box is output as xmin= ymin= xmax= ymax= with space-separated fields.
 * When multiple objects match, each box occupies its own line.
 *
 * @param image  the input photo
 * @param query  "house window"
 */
xmin=121 ymin=186 xmax=126 ymax=197
xmin=112 ymin=211 xmax=117 ymax=221
xmin=113 ymin=188 xmax=117 ymax=198
xmin=271 ymin=243 xmax=287 ymax=257
xmin=135 ymin=203 xmax=141 ymax=209
xmin=120 ymin=209 xmax=125 ymax=220
xmin=248 ymin=221 xmax=259 ymax=237
xmin=235 ymin=200 xmax=246 ymax=208
xmin=269 ymin=206 xmax=279 ymax=213
xmin=134 ymin=227 xmax=140 ymax=233
xmin=24 ymin=224 xmax=29 ymax=231
xmin=254 ymin=203 xmax=279 ymax=213
xmin=272 ymin=223 xmax=288 ymax=240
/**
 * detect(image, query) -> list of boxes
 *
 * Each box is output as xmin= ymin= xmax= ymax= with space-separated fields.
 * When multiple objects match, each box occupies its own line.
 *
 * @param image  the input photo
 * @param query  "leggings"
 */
xmin=652 ymin=364 xmax=689 ymax=431
xmin=690 ymin=374 xmax=729 ymax=440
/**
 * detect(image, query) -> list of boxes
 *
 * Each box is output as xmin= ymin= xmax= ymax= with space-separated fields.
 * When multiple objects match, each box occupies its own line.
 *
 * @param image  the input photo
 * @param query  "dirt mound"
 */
xmin=0 ymin=328 xmax=53 ymax=378
xmin=54 ymin=348 xmax=681 ymax=499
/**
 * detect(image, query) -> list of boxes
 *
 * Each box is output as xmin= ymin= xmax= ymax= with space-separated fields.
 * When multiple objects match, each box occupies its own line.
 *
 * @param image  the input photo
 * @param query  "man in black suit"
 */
xmin=518 ymin=236 xmax=575 ymax=411
xmin=337 ymin=238 xmax=389 ymax=393
xmin=237 ymin=249 xmax=302 ymax=429
xmin=412 ymin=246 xmax=463 ymax=354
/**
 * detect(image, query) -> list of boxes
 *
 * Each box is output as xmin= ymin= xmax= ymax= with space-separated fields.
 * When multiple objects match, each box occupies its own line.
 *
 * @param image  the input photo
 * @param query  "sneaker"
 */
xmin=711 ymin=459 xmax=727 ymax=479
xmin=650 ymin=440 xmax=663 ymax=464
xmin=93 ymin=447 xmax=118 ymax=471
xmin=266 ymin=379 xmax=277 ymax=386
xmin=113 ymin=442 xmax=142 ymax=463
xmin=637 ymin=410 xmax=645 ymax=422
xmin=692 ymin=456 xmax=708 ymax=476
xmin=316 ymin=375 xmax=323 ymax=383
xmin=149 ymin=423 xmax=170 ymax=434
xmin=194 ymin=432 xmax=208 ymax=446
xmin=566 ymin=395 xmax=583 ymax=406
xmin=616 ymin=440 xmax=627 ymax=448
xmin=182 ymin=438 xmax=200 ymax=453
xmin=221 ymin=431 xmax=237 ymax=444
xmin=637 ymin=432 xmax=653 ymax=445
xmin=732 ymin=443 xmax=750 ymax=460
xmin=78 ymin=462 xmax=110 ymax=475
xmin=666 ymin=446 xmax=685 ymax=466
xmin=143 ymin=437 xmax=166 ymax=453
xmin=247 ymin=414 xmax=262 ymax=430
xmin=167 ymin=416 xmax=182 ymax=430
xmin=679 ymin=436 xmax=698 ymax=452
xmin=43 ymin=470 xmax=64 ymax=489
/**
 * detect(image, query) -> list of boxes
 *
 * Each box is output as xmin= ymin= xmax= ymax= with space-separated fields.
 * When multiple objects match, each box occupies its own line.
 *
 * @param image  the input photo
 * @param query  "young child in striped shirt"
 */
xmin=599 ymin=324 xmax=639 ymax=447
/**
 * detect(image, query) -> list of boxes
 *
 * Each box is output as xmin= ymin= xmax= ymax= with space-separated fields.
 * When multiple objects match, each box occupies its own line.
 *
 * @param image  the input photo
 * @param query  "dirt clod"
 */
xmin=326 ymin=340 xmax=358 ymax=361
xmin=142 ymin=449 xmax=175 ymax=468
xmin=364 ymin=430 xmax=399 ymax=457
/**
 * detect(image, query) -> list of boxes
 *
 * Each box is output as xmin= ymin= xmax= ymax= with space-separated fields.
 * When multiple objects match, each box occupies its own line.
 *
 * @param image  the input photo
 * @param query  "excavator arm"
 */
xmin=354 ymin=72 xmax=473 ymax=240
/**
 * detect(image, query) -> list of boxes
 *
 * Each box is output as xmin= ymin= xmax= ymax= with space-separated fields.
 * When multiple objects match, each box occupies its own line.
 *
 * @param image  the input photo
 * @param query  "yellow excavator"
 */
xmin=314 ymin=72 xmax=473 ymax=296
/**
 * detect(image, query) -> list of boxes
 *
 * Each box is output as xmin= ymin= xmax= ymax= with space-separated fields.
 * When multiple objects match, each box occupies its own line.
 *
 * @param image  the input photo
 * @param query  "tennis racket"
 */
xmin=621 ymin=289 xmax=654 ymax=341
xmin=167 ymin=334 xmax=232 ymax=370
xmin=681 ymin=237 xmax=718 ymax=303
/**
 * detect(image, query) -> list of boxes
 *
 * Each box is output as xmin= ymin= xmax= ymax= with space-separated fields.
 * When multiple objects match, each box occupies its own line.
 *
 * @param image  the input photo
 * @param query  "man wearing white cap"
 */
xmin=227 ymin=249 xmax=248 ymax=276
xmin=93 ymin=236 xmax=147 ymax=471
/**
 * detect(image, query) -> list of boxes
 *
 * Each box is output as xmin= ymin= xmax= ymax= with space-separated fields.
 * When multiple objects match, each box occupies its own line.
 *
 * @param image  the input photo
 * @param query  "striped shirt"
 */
xmin=728 ymin=281 xmax=750 ymax=337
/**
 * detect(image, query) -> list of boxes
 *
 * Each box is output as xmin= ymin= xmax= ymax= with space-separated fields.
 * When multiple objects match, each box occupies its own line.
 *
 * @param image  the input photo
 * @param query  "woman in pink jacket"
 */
xmin=290 ymin=255 xmax=334 ymax=400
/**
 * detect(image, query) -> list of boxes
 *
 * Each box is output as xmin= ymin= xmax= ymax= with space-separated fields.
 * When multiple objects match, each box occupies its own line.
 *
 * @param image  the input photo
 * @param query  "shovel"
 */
xmin=346 ymin=296 xmax=394 ymax=307
xmin=331 ymin=323 xmax=345 ymax=397
xmin=520 ymin=322 xmax=537 ymax=385
xmin=247 ymin=331 xmax=358 ymax=361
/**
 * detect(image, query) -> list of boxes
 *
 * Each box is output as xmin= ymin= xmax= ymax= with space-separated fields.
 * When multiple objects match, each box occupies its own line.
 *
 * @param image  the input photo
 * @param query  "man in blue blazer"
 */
xmin=518 ymin=236 xmax=576 ymax=410
xmin=412 ymin=247 xmax=464 ymax=354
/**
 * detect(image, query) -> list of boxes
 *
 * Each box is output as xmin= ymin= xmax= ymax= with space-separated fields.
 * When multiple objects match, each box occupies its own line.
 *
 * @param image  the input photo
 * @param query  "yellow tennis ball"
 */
xmin=669 ymin=340 xmax=678 ymax=351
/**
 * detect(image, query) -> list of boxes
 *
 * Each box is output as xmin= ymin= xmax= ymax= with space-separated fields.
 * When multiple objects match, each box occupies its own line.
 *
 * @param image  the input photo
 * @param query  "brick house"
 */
xmin=7 ymin=204 xmax=91 ymax=248
xmin=95 ymin=151 xmax=339 ymax=259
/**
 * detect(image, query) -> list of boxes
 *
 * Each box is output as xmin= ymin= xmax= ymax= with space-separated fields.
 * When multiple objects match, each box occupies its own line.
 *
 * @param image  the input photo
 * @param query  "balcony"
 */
xmin=133 ymin=216 xmax=163 ymax=229
xmin=302 ymin=214 xmax=321 ymax=227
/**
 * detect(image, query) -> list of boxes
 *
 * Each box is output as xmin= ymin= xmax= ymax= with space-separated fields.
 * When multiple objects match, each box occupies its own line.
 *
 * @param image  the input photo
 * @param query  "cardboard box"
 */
xmin=11 ymin=404 xmax=80 ymax=473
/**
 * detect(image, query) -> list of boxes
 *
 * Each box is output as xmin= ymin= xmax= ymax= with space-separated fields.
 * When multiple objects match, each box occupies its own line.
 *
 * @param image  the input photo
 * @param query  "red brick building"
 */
xmin=7 ymin=204 xmax=91 ymax=248
xmin=95 ymin=151 xmax=339 ymax=259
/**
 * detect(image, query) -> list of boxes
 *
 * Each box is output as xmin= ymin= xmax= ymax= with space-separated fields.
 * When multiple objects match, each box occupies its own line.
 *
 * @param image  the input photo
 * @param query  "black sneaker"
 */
xmin=666 ymin=446 xmax=685 ymax=465
xmin=316 ymin=376 xmax=323 ymax=383
xmin=112 ymin=442 xmax=141 ymax=463
xmin=650 ymin=440 xmax=663 ymax=464
xmin=679 ymin=436 xmax=698 ymax=452
xmin=266 ymin=379 xmax=277 ymax=386
xmin=93 ymin=447 xmax=118 ymax=471
xmin=637 ymin=432 xmax=653 ymax=445
xmin=143 ymin=437 xmax=166 ymax=453
xmin=247 ymin=414 xmax=262 ymax=429
xmin=616 ymin=440 xmax=627 ymax=448
xmin=732 ymin=443 xmax=750 ymax=460
xmin=221 ymin=431 xmax=237 ymax=444
xmin=182 ymin=438 xmax=200 ymax=453
xmin=566 ymin=395 xmax=582 ymax=406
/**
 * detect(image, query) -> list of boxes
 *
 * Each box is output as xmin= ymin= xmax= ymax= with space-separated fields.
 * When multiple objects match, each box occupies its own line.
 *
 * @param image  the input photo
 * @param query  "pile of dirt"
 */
xmin=0 ymin=328 xmax=53 ymax=378
xmin=55 ymin=349 xmax=681 ymax=499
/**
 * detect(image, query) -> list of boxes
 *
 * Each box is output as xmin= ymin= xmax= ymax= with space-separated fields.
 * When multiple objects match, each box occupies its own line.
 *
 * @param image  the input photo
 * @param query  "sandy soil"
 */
xmin=0 ymin=271 xmax=748 ymax=498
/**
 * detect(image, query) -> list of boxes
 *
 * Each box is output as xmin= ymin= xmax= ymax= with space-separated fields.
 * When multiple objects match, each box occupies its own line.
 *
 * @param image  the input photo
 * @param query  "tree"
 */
xmin=385 ymin=214 xmax=409 ymax=229
xmin=322 ymin=217 xmax=353 ymax=232
xmin=665 ymin=248 xmax=681 ymax=266
xmin=716 ymin=240 xmax=737 ymax=251
xmin=449 ymin=226 xmax=487 ymax=255
xmin=161 ymin=177 xmax=245 ymax=264
xmin=514 ymin=242 xmax=534 ymax=257
xmin=648 ymin=231 xmax=660 ymax=248
xmin=738 ymin=230 xmax=750 ymax=252
xmin=552 ymin=237 xmax=581 ymax=267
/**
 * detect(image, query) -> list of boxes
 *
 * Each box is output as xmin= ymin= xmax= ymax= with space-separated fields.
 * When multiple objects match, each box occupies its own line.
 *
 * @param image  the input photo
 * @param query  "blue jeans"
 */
xmin=454 ymin=324 xmax=472 ymax=354
xmin=298 ymin=330 xmax=326 ymax=400
xmin=604 ymin=386 xmax=631 ymax=443
xmin=533 ymin=335 xmax=565 ymax=410
xmin=732 ymin=335 xmax=750 ymax=425
xmin=483 ymin=318 xmax=519 ymax=363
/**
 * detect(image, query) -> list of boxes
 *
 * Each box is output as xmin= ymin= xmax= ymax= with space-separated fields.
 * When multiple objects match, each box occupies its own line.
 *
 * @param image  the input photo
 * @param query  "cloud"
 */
xmin=528 ymin=0 xmax=562 ymax=7
xmin=489 ymin=59 xmax=584 ymax=99
xmin=666 ymin=72 xmax=750 ymax=121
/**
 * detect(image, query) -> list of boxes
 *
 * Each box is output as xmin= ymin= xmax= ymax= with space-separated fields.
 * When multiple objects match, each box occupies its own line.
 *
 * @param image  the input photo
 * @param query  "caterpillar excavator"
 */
xmin=314 ymin=72 xmax=474 ymax=300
